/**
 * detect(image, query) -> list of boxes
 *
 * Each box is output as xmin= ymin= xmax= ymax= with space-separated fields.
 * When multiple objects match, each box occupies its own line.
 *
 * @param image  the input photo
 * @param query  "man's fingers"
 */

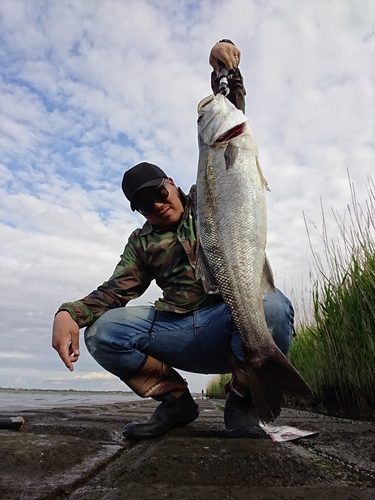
xmin=209 ymin=43 xmax=241 ymax=74
xmin=221 ymin=50 xmax=241 ymax=71
xmin=61 ymin=337 xmax=81 ymax=370
xmin=52 ymin=311 xmax=80 ymax=371
xmin=68 ymin=340 xmax=80 ymax=364
xmin=52 ymin=337 xmax=75 ymax=370
xmin=58 ymin=345 xmax=75 ymax=371
xmin=70 ymin=334 xmax=80 ymax=357
xmin=209 ymin=54 xmax=220 ymax=74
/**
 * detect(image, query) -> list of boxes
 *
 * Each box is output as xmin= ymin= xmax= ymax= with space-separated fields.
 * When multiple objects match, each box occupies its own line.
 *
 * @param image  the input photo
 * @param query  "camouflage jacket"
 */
xmin=57 ymin=69 xmax=246 ymax=328
xmin=58 ymin=186 xmax=224 ymax=327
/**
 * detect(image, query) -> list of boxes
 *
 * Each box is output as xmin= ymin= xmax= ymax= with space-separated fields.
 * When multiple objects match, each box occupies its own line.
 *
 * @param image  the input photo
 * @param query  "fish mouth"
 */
xmin=216 ymin=123 xmax=246 ymax=142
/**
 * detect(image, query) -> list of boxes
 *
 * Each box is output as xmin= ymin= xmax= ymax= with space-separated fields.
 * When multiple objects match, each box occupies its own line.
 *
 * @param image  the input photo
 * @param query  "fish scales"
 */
xmin=196 ymin=94 xmax=312 ymax=422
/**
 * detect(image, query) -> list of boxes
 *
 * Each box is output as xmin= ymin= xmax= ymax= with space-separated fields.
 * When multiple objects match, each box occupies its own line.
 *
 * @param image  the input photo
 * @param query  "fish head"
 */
xmin=197 ymin=94 xmax=248 ymax=146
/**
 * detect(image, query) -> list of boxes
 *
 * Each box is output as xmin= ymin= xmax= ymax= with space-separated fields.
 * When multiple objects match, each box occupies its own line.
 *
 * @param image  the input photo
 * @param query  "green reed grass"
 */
xmin=290 ymin=175 xmax=375 ymax=413
xmin=206 ymin=374 xmax=231 ymax=398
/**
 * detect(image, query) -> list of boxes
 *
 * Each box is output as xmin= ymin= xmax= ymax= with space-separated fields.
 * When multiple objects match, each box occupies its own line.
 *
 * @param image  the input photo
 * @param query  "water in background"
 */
xmin=0 ymin=389 xmax=140 ymax=413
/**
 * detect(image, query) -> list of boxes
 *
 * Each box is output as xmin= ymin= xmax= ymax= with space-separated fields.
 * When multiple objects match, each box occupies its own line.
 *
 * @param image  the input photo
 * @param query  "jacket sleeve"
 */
xmin=56 ymin=231 xmax=153 ymax=328
xmin=211 ymin=68 xmax=246 ymax=113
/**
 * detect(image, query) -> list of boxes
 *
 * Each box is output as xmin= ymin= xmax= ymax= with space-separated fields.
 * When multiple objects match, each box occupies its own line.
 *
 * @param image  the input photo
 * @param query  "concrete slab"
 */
xmin=0 ymin=397 xmax=374 ymax=500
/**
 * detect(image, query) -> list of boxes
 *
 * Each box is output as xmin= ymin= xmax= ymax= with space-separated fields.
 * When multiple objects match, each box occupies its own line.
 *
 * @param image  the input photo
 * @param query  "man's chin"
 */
xmin=155 ymin=212 xmax=182 ymax=228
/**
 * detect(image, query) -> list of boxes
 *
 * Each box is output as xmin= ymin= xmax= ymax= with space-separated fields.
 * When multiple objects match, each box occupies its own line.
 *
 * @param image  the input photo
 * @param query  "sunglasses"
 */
xmin=133 ymin=179 xmax=169 ymax=216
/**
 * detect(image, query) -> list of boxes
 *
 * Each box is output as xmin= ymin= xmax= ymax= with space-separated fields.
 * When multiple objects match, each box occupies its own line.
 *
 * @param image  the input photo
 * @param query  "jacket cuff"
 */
xmin=55 ymin=303 xmax=79 ymax=324
xmin=211 ymin=68 xmax=246 ymax=113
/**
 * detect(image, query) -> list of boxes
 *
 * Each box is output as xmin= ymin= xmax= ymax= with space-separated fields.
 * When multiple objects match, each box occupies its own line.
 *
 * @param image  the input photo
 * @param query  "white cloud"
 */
xmin=0 ymin=351 xmax=34 ymax=360
xmin=48 ymin=371 xmax=115 ymax=381
xmin=0 ymin=0 xmax=374 ymax=393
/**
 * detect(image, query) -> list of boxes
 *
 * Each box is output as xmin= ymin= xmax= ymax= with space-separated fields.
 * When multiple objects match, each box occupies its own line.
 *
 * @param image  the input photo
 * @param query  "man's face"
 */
xmin=133 ymin=178 xmax=185 ymax=228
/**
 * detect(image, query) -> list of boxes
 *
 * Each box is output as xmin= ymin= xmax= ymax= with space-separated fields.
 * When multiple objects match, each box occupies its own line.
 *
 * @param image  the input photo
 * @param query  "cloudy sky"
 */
xmin=1 ymin=0 xmax=374 ymax=394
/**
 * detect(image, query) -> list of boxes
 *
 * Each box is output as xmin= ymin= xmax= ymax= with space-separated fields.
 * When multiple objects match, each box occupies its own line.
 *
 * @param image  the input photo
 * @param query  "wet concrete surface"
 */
xmin=1 ymin=397 xmax=374 ymax=499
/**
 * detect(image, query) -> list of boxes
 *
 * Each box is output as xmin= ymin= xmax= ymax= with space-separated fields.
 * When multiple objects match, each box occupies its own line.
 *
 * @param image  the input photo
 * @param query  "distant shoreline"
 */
xmin=0 ymin=387 xmax=203 ymax=396
xmin=0 ymin=387 xmax=133 ymax=395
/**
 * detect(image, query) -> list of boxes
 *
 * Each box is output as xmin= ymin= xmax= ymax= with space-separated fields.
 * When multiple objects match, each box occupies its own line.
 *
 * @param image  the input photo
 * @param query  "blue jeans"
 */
xmin=84 ymin=289 xmax=294 ymax=382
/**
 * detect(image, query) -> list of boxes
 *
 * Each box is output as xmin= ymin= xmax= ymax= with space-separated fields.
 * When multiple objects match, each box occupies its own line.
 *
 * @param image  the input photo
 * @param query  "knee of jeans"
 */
xmin=271 ymin=326 xmax=293 ymax=355
xmin=84 ymin=323 xmax=102 ymax=359
xmin=264 ymin=290 xmax=294 ymax=355
xmin=84 ymin=320 xmax=119 ymax=360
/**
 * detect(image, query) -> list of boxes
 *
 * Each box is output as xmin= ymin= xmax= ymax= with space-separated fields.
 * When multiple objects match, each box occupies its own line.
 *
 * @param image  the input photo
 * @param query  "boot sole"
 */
xmin=123 ymin=409 xmax=199 ymax=441
xmin=224 ymin=426 xmax=270 ymax=439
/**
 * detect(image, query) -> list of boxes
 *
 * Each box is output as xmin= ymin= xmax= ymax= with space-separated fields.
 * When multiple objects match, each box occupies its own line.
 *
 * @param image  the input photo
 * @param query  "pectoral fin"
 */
xmin=224 ymin=143 xmax=238 ymax=170
xmin=256 ymin=155 xmax=270 ymax=191
xmin=261 ymin=254 xmax=275 ymax=297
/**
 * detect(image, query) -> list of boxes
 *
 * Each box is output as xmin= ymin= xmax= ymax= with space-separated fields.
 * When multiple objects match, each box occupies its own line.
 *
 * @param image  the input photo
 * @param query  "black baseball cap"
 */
xmin=122 ymin=162 xmax=167 ymax=210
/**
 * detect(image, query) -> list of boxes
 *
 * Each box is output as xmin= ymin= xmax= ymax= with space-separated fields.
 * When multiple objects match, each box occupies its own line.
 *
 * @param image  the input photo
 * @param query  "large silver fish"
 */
xmin=196 ymin=94 xmax=312 ymax=422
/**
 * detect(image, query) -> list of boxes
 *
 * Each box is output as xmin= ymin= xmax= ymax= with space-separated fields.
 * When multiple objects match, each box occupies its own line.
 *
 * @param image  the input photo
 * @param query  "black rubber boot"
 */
xmin=123 ymin=390 xmax=199 ymax=441
xmin=224 ymin=391 xmax=270 ymax=439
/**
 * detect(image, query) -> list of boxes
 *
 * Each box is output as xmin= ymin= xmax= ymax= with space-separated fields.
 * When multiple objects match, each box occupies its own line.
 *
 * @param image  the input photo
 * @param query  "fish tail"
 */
xmin=245 ymin=348 xmax=313 ymax=423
